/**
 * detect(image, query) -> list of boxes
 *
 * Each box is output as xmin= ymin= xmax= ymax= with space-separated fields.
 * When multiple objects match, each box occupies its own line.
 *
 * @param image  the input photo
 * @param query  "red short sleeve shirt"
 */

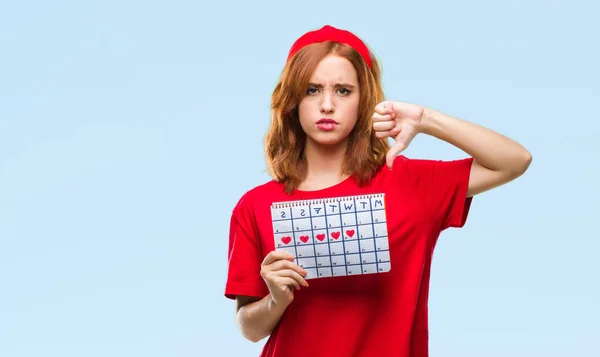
xmin=225 ymin=155 xmax=474 ymax=357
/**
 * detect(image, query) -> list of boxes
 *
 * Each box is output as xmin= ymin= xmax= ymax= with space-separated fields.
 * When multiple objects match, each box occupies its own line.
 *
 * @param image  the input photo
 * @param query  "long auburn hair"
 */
xmin=265 ymin=41 xmax=390 ymax=194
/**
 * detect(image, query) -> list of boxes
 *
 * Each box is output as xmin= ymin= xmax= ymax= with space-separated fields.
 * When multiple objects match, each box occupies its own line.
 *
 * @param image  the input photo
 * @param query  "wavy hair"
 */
xmin=265 ymin=41 xmax=389 ymax=194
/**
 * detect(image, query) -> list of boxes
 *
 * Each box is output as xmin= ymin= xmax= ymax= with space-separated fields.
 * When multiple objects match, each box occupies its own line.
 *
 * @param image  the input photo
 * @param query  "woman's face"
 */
xmin=298 ymin=54 xmax=360 ymax=148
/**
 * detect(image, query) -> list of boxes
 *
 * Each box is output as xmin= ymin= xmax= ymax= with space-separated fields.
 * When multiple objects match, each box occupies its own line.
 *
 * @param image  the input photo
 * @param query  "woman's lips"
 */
xmin=317 ymin=122 xmax=336 ymax=130
xmin=317 ymin=118 xmax=337 ymax=130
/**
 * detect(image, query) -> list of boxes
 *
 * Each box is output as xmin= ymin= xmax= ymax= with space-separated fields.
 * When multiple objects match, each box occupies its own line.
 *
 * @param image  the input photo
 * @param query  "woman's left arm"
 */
xmin=372 ymin=101 xmax=532 ymax=197
xmin=420 ymin=108 xmax=532 ymax=197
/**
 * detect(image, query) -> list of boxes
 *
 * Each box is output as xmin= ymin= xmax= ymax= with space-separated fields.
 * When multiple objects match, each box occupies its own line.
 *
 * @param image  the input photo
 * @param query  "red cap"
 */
xmin=286 ymin=25 xmax=372 ymax=68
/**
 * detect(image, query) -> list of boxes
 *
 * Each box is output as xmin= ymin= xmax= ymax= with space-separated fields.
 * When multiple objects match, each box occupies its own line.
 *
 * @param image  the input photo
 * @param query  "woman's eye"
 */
xmin=306 ymin=87 xmax=318 ymax=94
xmin=338 ymin=88 xmax=351 ymax=95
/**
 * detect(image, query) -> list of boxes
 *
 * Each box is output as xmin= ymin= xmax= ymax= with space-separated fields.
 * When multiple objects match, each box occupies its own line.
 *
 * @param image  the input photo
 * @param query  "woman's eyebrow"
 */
xmin=307 ymin=82 xmax=357 ymax=89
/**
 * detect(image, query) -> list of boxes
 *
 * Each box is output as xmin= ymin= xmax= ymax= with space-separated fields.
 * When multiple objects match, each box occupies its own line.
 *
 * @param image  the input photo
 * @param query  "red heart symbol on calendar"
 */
xmin=331 ymin=231 xmax=341 ymax=239
xmin=346 ymin=229 xmax=355 ymax=238
xmin=316 ymin=234 xmax=326 ymax=241
xmin=300 ymin=235 xmax=309 ymax=243
xmin=281 ymin=236 xmax=292 ymax=245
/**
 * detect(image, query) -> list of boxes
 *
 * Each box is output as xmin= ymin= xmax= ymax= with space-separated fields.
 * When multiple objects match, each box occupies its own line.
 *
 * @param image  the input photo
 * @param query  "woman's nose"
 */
xmin=320 ymin=91 xmax=334 ymax=113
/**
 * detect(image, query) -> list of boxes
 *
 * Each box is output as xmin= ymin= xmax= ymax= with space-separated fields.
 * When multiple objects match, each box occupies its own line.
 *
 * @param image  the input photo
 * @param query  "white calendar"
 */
xmin=270 ymin=193 xmax=391 ymax=279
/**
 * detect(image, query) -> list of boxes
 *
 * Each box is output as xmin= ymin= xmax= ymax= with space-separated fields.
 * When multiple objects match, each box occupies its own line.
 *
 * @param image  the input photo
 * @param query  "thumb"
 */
xmin=386 ymin=124 xmax=417 ymax=168
xmin=386 ymin=139 xmax=407 ymax=169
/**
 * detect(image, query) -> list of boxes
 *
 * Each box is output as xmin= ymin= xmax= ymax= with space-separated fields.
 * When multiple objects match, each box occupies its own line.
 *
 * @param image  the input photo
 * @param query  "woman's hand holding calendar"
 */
xmin=261 ymin=251 xmax=309 ymax=308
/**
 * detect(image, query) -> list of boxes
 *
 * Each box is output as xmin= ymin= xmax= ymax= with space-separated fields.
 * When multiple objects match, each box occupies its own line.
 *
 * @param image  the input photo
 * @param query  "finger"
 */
xmin=375 ymin=130 xmax=394 ymax=139
xmin=374 ymin=101 xmax=394 ymax=115
xmin=273 ymin=268 xmax=309 ymax=287
xmin=270 ymin=276 xmax=301 ymax=291
xmin=262 ymin=250 xmax=295 ymax=266
xmin=267 ymin=259 xmax=308 ymax=277
xmin=279 ymin=277 xmax=301 ymax=291
xmin=373 ymin=120 xmax=396 ymax=132
xmin=372 ymin=112 xmax=394 ymax=122
xmin=375 ymin=122 xmax=402 ymax=138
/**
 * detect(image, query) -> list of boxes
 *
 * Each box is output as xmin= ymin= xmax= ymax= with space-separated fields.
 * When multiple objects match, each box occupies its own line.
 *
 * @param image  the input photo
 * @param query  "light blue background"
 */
xmin=1 ymin=1 xmax=598 ymax=356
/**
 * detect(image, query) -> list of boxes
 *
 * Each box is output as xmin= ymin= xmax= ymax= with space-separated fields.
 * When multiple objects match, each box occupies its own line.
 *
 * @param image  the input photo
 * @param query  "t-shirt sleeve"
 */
xmin=224 ymin=193 xmax=269 ymax=300
xmin=394 ymin=155 xmax=474 ymax=231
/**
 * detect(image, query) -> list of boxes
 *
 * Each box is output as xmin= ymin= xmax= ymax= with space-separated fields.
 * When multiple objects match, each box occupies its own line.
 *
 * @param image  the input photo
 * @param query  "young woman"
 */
xmin=224 ymin=25 xmax=531 ymax=357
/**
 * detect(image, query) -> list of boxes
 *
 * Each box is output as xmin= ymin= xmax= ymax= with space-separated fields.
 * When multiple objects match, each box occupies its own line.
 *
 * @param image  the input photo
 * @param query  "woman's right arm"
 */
xmin=234 ymin=294 xmax=288 ymax=342
xmin=234 ymin=251 xmax=309 ymax=342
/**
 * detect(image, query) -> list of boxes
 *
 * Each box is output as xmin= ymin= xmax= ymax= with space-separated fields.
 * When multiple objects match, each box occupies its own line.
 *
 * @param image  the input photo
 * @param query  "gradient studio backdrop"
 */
xmin=1 ymin=1 xmax=598 ymax=356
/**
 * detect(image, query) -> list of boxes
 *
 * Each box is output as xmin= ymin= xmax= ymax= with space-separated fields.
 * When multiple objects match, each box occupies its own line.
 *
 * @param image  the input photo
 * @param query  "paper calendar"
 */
xmin=270 ymin=193 xmax=391 ymax=279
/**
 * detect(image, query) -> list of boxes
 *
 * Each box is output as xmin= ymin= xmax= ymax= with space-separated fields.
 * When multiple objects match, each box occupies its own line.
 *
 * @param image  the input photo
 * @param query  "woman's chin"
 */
xmin=307 ymin=134 xmax=348 ymax=148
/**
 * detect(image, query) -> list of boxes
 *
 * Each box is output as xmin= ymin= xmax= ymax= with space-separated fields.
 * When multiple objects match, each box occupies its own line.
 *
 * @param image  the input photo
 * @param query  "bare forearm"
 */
xmin=420 ymin=108 xmax=532 ymax=175
xmin=236 ymin=294 xmax=288 ymax=342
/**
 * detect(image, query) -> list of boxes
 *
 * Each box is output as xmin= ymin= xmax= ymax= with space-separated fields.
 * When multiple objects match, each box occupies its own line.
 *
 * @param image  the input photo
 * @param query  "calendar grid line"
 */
xmin=271 ymin=220 xmax=384 ymax=233
xmin=307 ymin=204 xmax=319 ymax=274
xmin=352 ymin=196 xmax=364 ymax=274
xmin=271 ymin=209 xmax=385 ymax=223
xmin=323 ymin=203 xmax=334 ymax=273
xmin=289 ymin=205 xmax=299 ymax=265
xmin=336 ymin=201 xmax=348 ymax=272
xmin=369 ymin=194 xmax=379 ymax=273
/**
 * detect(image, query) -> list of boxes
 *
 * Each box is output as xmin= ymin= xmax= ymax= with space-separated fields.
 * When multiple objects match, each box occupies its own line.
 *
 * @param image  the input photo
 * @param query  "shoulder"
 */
xmin=389 ymin=154 xmax=473 ymax=176
xmin=371 ymin=154 xmax=472 ymax=193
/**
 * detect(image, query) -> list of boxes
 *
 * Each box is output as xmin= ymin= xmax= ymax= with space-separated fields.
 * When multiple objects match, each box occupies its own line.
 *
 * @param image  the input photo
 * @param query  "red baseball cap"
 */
xmin=286 ymin=25 xmax=373 ymax=68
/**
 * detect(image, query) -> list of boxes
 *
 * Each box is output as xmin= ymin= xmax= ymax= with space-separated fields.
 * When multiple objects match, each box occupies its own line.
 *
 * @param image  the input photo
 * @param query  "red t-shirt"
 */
xmin=224 ymin=155 xmax=474 ymax=357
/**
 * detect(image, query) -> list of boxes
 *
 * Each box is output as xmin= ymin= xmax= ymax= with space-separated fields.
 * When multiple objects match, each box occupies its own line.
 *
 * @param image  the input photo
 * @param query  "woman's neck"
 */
xmin=299 ymin=138 xmax=350 ymax=191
